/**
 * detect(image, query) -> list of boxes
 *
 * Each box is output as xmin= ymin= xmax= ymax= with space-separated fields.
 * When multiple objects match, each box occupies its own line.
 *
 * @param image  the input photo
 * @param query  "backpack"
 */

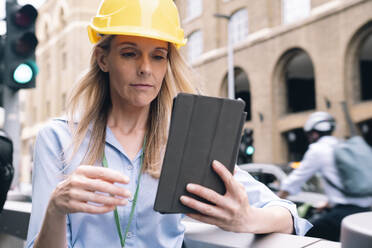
xmin=0 ymin=130 xmax=14 ymax=213
xmin=324 ymin=136 xmax=372 ymax=197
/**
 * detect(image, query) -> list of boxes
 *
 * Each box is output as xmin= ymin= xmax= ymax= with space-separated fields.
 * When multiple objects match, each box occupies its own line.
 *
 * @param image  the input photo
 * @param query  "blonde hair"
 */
xmin=67 ymin=35 xmax=199 ymax=178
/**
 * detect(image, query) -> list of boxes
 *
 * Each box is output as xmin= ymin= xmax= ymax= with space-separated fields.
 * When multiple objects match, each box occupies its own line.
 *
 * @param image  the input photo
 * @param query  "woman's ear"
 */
xmin=96 ymin=47 xmax=109 ymax=72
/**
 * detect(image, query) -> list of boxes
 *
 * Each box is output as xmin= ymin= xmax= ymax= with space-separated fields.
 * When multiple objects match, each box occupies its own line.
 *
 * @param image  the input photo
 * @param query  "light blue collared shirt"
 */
xmin=26 ymin=118 xmax=311 ymax=248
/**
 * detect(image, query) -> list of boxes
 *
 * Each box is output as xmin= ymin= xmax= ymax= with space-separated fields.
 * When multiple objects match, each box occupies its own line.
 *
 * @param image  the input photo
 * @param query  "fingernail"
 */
xmin=187 ymin=184 xmax=195 ymax=191
xmin=213 ymin=160 xmax=222 ymax=167
xmin=180 ymin=196 xmax=188 ymax=203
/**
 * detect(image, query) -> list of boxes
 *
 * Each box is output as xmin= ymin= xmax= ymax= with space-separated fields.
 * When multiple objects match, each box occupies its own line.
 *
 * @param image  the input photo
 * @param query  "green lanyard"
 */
xmin=102 ymin=138 xmax=146 ymax=248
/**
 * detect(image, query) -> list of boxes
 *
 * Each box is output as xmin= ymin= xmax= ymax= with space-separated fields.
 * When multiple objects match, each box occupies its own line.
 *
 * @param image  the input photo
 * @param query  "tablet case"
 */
xmin=154 ymin=93 xmax=247 ymax=214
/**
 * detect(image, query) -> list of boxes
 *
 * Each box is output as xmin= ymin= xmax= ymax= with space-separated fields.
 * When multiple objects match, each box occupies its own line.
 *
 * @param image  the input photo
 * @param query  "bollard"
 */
xmin=341 ymin=211 xmax=372 ymax=248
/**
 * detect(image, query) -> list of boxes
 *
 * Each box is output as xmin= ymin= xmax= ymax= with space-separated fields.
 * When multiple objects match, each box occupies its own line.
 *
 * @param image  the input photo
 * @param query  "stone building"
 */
xmin=175 ymin=0 xmax=372 ymax=164
xmin=19 ymin=0 xmax=372 ymax=184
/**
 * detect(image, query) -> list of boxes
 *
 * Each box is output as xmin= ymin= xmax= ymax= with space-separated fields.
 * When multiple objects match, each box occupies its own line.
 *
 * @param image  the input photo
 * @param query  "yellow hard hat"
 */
xmin=87 ymin=0 xmax=186 ymax=48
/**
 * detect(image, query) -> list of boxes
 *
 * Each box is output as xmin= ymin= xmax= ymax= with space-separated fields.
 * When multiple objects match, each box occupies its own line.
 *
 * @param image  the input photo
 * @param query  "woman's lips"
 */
xmin=130 ymin=84 xmax=153 ymax=89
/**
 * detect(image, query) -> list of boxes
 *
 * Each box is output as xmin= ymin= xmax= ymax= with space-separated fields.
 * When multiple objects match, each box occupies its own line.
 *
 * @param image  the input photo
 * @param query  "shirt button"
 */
xmin=128 ymin=164 xmax=133 ymax=170
xmin=127 ymin=232 xmax=134 ymax=238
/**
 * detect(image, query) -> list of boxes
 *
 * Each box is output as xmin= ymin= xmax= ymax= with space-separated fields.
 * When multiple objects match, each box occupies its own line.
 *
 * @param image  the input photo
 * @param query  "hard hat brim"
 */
xmin=87 ymin=25 xmax=187 ymax=48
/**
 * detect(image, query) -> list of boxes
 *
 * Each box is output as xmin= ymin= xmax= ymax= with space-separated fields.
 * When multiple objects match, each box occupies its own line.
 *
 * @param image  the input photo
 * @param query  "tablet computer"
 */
xmin=154 ymin=93 xmax=246 ymax=213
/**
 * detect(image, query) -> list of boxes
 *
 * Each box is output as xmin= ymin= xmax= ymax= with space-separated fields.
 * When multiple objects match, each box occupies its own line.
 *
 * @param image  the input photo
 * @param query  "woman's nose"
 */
xmin=138 ymin=55 xmax=151 ymax=76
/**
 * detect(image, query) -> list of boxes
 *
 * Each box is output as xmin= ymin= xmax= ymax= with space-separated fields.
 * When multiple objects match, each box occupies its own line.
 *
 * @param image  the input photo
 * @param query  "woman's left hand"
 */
xmin=180 ymin=160 xmax=257 ymax=233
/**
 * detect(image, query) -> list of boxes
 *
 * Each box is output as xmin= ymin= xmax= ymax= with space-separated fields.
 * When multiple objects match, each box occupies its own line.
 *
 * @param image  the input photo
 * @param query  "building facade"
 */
xmin=175 ymin=0 xmax=372 ymax=164
xmin=19 ymin=0 xmax=372 ymax=184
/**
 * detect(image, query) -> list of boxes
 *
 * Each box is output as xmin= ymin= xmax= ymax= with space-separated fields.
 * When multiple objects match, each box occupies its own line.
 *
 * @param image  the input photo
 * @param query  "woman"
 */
xmin=26 ymin=0 xmax=311 ymax=247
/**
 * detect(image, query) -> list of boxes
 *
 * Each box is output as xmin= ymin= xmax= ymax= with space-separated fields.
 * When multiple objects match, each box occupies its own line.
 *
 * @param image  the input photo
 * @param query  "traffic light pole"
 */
xmin=2 ymin=85 xmax=20 ymax=189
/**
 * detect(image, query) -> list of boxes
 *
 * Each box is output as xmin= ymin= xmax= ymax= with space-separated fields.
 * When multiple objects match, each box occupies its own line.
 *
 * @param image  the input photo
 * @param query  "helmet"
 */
xmin=304 ymin=111 xmax=336 ymax=133
xmin=87 ymin=0 xmax=186 ymax=48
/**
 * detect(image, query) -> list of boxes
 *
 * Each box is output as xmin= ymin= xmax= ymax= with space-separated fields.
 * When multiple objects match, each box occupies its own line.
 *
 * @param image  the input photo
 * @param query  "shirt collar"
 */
xmin=54 ymin=116 xmax=143 ymax=163
xmin=105 ymin=126 xmax=143 ymax=163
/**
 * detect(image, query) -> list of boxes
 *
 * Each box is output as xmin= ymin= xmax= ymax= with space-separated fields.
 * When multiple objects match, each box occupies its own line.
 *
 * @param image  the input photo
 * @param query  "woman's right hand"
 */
xmin=48 ymin=165 xmax=131 ymax=216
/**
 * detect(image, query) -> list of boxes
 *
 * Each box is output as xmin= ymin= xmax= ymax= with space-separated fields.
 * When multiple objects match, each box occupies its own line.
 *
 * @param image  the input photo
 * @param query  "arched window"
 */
xmin=44 ymin=22 xmax=50 ymax=40
xmin=37 ymin=15 xmax=52 ymax=42
xmin=187 ymin=30 xmax=203 ymax=62
xmin=59 ymin=7 xmax=66 ymax=26
xmin=282 ymin=0 xmax=310 ymax=24
xmin=187 ymin=0 xmax=202 ymax=20
xmin=284 ymin=50 xmax=316 ymax=113
xmin=358 ymin=34 xmax=372 ymax=101
xmin=229 ymin=9 xmax=248 ymax=44
xmin=345 ymin=22 xmax=372 ymax=103
xmin=220 ymin=68 xmax=252 ymax=121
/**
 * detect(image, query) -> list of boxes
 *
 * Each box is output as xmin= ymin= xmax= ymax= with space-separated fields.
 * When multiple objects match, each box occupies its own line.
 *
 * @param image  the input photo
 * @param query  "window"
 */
xmin=45 ymin=56 xmax=51 ymax=81
xmin=187 ymin=0 xmax=202 ymax=20
xmin=45 ymin=63 xmax=51 ymax=84
xmin=62 ymin=93 xmax=67 ymax=111
xmin=62 ymin=51 xmax=67 ymax=70
xmin=59 ymin=7 xmax=66 ymax=26
xmin=32 ymin=106 xmax=37 ymax=124
xmin=60 ymin=43 xmax=67 ymax=70
xmin=229 ymin=9 xmax=248 ymax=44
xmin=285 ymin=51 xmax=315 ymax=113
xmin=46 ymin=101 xmax=51 ymax=118
xmin=358 ymin=34 xmax=372 ymax=101
xmin=187 ymin=30 xmax=203 ymax=62
xmin=44 ymin=22 xmax=50 ymax=40
xmin=282 ymin=0 xmax=310 ymax=24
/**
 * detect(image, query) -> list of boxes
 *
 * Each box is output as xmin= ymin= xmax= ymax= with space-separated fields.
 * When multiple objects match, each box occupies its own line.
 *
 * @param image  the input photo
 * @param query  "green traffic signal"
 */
xmin=246 ymin=146 xmax=255 ymax=156
xmin=13 ymin=63 xmax=33 ymax=84
xmin=13 ymin=60 xmax=38 ymax=84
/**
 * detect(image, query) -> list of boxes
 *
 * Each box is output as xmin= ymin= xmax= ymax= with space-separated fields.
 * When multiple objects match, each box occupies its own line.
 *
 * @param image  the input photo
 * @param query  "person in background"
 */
xmin=278 ymin=111 xmax=372 ymax=241
xmin=26 ymin=0 xmax=311 ymax=247
xmin=0 ymin=107 xmax=14 ymax=213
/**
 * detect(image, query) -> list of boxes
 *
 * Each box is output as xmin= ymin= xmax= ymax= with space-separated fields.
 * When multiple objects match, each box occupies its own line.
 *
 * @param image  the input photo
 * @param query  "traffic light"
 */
xmin=237 ymin=128 xmax=254 ymax=164
xmin=4 ymin=1 xmax=38 ymax=90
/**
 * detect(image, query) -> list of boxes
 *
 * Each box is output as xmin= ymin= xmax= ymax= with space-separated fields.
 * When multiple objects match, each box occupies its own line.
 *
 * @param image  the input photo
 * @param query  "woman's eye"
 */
xmin=121 ymin=52 xmax=137 ymax=58
xmin=153 ymin=55 xmax=166 ymax=61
